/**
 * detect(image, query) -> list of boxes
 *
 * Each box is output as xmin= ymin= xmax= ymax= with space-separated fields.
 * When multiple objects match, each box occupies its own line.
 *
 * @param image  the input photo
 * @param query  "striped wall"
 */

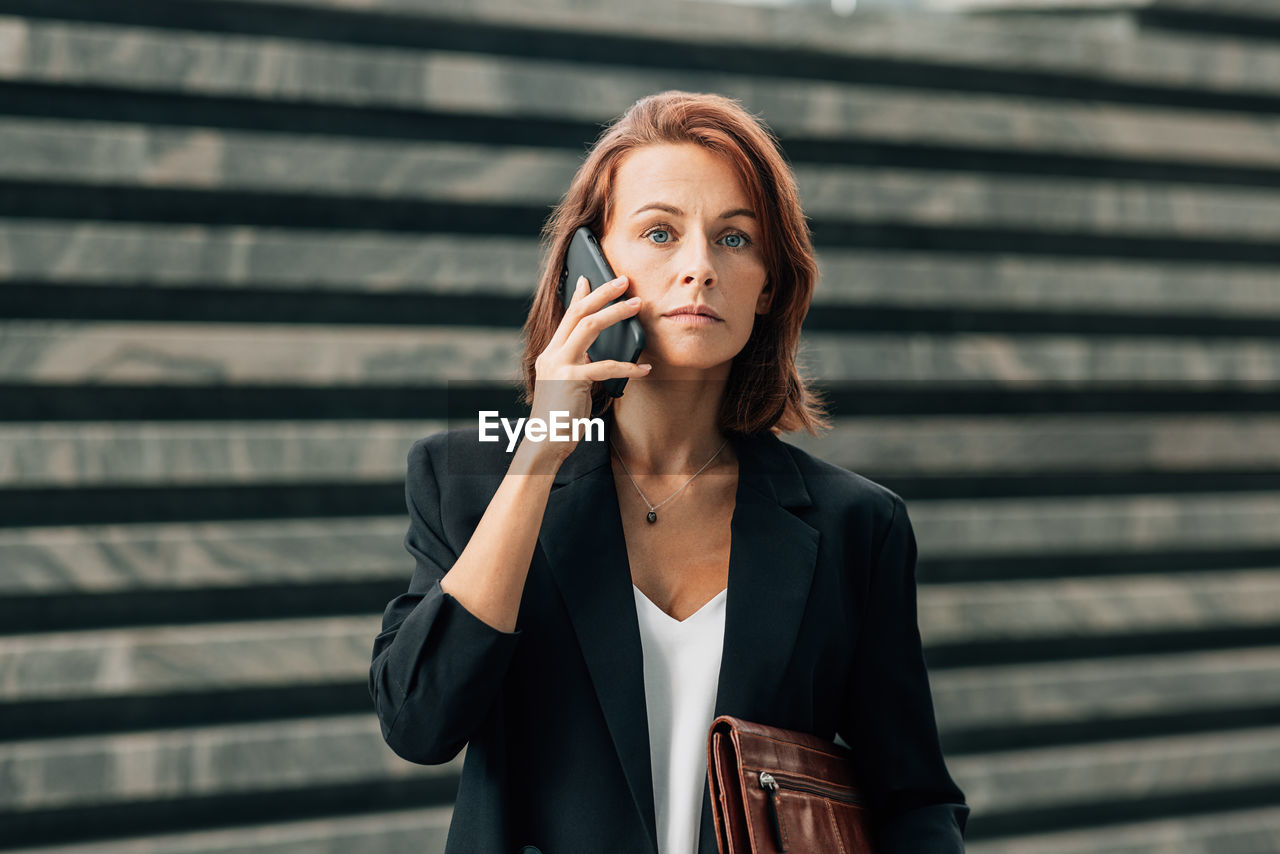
xmin=2 ymin=0 xmax=1280 ymax=851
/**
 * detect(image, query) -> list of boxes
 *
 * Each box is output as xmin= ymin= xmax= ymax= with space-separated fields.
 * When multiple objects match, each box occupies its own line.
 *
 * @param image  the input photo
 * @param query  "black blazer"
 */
xmin=369 ymin=410 xmax=969 ymax=853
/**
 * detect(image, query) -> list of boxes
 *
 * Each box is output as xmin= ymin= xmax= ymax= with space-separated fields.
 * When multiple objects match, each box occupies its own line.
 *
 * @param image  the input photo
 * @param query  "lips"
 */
xmin=663 ymin=305 xmax=723 ymax=320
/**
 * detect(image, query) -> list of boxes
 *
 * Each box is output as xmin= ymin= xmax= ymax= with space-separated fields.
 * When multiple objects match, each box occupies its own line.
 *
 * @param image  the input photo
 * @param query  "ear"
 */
xmin=756 ymin=279 xmax=774 ymax=314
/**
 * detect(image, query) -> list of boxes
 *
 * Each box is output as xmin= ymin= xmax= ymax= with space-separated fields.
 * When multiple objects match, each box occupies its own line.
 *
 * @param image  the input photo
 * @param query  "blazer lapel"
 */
xmin=696 ymin=426 xmax=820 ymax=854
xmin=537 ymin=410 xmax=819 ymax=854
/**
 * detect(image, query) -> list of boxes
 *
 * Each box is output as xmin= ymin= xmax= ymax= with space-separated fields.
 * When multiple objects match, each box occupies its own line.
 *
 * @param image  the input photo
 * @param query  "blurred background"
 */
xmin=3 ymin=0 xmax=1280 ymax=851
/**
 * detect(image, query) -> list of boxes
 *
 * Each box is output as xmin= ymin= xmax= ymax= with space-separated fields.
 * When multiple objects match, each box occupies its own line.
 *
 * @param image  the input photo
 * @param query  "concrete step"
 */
xmin=3 ymin=18 xmax=1279 ymax=169
xmin=158 ymin=0 xmax=1280 ymax=99
xmin=0 ymin=421 xmax=444 ymax=488
xmin=907 ymin=492 xmax=1280 ymax=559
xmin=966 ymin=803 xmax=1280 ymax=854
xmin=793 ymin=163 xmax=1280 ymax=241
xmin=10 ymin=320 xmax=1280 ymax=386
xmin=10 ymin=414 xmax=1280 ymax=488
xmin=812 ymin=251 xmax=1280 ymax=320
xmin=950 ymin=723 xmax=1280 ymax=816
xmin=0 ymin=220 xmax=544 ymax=297
xmin=6 ymin=117 xmax=1279 ymax=241
xmin=788 ymin=414 xmax=1280 ymax=478
xmin=0 ymin=517 xmax=408 ymax=596
xmin=0 ymin=714 xmax=455 ymax=813
xmin=2 ymin=807 xmax=452 ymax=854
xmin=799 ymin=328 xmax=1280 ymax=384
xmin=920 ymin=568 xmax=1280 ymax=645
xmin=932 ymin=645 xmax=1280 ymax=734
xmin=0 ymin=321 xmax=524 ymax=384
xmin=0 ymin=616 xmax=380 ymax=703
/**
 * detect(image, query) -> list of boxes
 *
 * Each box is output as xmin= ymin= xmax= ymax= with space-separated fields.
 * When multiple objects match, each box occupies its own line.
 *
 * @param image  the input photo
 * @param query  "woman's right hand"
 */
xmin=526 ymin=273 xmax=651 ymax=462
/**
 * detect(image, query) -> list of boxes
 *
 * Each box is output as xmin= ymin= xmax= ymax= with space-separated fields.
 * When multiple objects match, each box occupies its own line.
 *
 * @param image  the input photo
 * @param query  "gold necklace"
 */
xmin=609 ymin=437 xmax=729 ymax=524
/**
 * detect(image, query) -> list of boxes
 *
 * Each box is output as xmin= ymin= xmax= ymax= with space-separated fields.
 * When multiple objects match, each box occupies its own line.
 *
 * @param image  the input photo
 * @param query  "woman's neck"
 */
xmin=606 ymin=378 xmax=734 ymax=476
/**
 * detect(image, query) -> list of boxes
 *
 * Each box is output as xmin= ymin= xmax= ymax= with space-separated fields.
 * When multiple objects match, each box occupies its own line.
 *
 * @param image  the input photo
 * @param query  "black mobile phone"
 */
xmin=556 ymin=226 xmax=646 ymax=398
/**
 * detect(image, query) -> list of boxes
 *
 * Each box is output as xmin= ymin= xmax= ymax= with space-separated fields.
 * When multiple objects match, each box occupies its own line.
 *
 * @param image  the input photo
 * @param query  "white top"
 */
xmin=632 ymin=582 xmax=729 ymax=854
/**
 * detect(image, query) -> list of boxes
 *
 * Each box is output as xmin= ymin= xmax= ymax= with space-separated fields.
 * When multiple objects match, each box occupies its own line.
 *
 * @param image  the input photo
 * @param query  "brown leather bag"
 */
xmin=706 ymin=714 xmax=876 ymax=853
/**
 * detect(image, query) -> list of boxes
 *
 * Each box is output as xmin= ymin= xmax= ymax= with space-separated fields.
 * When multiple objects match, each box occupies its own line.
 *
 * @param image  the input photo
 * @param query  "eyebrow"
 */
xmin=630 ymin=202 xmax=756 ymax=221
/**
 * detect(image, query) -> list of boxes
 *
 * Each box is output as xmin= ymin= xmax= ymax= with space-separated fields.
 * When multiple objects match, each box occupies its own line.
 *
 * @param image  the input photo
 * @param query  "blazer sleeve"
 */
xmin=838 ymin=493 xmax=970 ymax=852
xmin=368 ymin=436 xmax=523 ymax=765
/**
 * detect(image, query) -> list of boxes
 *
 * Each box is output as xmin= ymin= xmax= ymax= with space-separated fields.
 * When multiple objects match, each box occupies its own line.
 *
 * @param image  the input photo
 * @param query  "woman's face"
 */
xmin=599 ymin=142 xmax=772 ymax=376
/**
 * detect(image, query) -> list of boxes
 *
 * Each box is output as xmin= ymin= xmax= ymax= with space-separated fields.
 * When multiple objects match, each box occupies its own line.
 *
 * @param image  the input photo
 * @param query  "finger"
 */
xmin=564 ymin=295 xmax=642 ymax=360
xmin=570 ymin=274 xmax=629 ymax=319
xmin=548 ymin=274 xmax=591 ymax=351
xmin=573 ymin=273 xmax=592 ymax=302
xmin=554 ymin=273 xmax=627 ymax=354
xmin=572 ymin=360 xmax=653 ymax=382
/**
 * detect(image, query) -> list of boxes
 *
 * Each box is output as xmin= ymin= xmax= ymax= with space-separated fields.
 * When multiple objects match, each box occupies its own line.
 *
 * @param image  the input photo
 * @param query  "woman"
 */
xmin=370 ymin=90 xmax=969 ymax=854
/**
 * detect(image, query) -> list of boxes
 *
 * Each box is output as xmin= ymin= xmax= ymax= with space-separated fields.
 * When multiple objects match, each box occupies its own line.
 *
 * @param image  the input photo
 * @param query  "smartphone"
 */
xmin=557 ymin=226 xmax=646 ymax=398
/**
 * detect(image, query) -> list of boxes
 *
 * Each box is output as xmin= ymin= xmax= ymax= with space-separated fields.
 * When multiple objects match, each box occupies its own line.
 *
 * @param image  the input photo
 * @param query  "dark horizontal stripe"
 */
xmin=10 ymin=283 xmax=1280 ymax=341
xmin=5 ymin=82 xmax=1280 ymax=189
xmin=806 ymin=303 xmax=1280 ymax=338
xmin=4 ymin=182 xmax=1279 ymax=264
xmin=0 ymin=777 xmax=459 ymax=850
xmin=0 ymin=481 xmax=404 ymax=527
xmin=919 ymin=545 xmax=1280 ymax=585
xmin=0 ymin=81 xmax=595 ymax=148
xmin=0 ymin=682 xmax=373 ymax=742
xmin=0 ymin=181 xmax=551 ymax=235
xmin=965 ymin=781 xmax=1280 ymax=841
xmin=944 ymin=701 xmax=1280 ymax=756
xmin=876 ymin=470 xmax=1280 ymax=501
xmin=816 ymin=384 xmax=1280 ymax=416
xmin=927 ymin=625 xmax=1280 ymax=669
xmin=0 ymin=283 xmax=534 ymax=328
xmin=6 ymin=383 xmax=1280 ymax=423
xmin=807 ymin=219 xmax=1280 ymax=264
xmin=784 ymin=135 xmax=1280 ymax=189
xmin=0 ymin=383 xmax=524 ymax=421
xmin=0 ymin=580 xmax=402 ymax=636
xmin=7 ymin=470 xmax=1280 ymax=530
xmin=1137 ymin=5 xmax=1280 ymax=44
xmin=3 ymin=0 xmax=1280 ymax=115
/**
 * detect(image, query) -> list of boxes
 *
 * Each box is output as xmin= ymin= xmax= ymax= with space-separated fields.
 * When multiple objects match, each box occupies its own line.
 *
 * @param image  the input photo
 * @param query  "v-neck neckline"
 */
xmin=632 ymin=583 xmax=728 ymax=625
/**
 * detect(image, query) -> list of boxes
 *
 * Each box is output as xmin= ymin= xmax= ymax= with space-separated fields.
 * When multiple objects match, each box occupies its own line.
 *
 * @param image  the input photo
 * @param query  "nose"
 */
xmin=679 ymin=236 xmax=717 ymax=289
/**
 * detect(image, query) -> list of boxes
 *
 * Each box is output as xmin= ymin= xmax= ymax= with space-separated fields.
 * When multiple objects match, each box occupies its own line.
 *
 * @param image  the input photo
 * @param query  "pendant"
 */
xmin=646 ymin=510 xmax=657 ymax=524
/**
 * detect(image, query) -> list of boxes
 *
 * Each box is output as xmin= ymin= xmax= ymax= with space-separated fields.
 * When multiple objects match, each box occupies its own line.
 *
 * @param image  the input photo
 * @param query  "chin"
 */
xmin=649 ymin=348 xmax=736 ymax=374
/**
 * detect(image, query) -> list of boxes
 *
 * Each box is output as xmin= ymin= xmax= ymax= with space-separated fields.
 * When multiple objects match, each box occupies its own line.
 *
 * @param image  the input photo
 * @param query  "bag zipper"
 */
xmin=757 ymin=770 xmax=865 ymax=852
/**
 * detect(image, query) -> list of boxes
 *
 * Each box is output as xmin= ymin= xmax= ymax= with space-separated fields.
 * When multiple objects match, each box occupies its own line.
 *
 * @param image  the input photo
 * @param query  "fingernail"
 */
xmin=577 ymin=276 xmax=587 ymax=290
xmin=627 ymin=297 xmax=641 ymax=306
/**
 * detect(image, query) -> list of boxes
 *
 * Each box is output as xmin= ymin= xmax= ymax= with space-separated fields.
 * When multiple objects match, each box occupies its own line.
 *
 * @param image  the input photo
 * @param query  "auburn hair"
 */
xmin=518 ymin=90 xmax=831 ymax=438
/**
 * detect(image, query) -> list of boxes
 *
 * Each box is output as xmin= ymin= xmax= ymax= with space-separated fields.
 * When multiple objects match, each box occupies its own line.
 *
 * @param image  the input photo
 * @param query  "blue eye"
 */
xmin=642 ymin=224 xmax=753 ymax=250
